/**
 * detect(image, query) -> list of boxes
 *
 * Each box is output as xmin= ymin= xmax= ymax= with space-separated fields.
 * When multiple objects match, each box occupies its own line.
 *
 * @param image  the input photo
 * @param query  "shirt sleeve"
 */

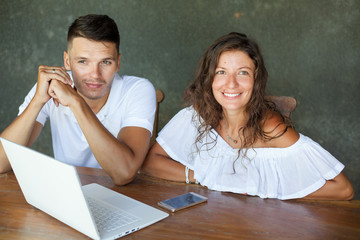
xmin=121 ymin=78 xmax=156 ymax=134
xmin=156 ymin=107 xmax=198 ymax=168
xmin=18 ymin=83 xmax=49 ymax=126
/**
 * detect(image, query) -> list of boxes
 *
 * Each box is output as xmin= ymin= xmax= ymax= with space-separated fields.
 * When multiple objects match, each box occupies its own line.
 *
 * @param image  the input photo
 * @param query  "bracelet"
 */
xmin=185 ymin=166 xmax=200 ymax=184
xmin=185 ymin=166 xmax=190 ymax=184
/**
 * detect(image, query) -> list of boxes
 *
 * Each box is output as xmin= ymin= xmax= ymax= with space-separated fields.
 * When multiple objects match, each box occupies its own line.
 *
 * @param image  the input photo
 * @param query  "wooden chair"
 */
xmin=150 ymin=89 xmax=165 ymax=146
xmin=267 ymin=95 xmax=297 ymax=117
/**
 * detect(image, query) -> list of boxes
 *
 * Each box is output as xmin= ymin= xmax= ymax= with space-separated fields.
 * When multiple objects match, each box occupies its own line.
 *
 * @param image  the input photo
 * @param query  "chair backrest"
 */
xmin=150 ymin=90 xmax=165 ymax=146
xmin=266 ymin=95 xmax=297 ymax=118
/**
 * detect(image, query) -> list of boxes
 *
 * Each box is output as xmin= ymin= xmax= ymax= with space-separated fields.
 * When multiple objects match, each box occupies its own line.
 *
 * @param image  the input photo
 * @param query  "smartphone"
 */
xmin=158 ymin=192 xmax=208 ymax=212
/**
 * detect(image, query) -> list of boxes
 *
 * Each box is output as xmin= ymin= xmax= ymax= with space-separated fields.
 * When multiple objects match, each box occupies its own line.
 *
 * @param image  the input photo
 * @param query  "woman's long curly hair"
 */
xmin=184 ymin=32 xmax=291 ymax=161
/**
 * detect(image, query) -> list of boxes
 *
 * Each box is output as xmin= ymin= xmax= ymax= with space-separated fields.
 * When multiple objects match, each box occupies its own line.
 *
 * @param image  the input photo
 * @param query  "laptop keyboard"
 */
xmin=87 ymin=197 xmax=140 ymax=232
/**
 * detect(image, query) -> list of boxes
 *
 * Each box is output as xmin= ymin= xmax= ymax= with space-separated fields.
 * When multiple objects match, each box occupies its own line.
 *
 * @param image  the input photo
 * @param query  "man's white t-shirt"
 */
xmin=18 ymin=73 xmax=156 ymax=168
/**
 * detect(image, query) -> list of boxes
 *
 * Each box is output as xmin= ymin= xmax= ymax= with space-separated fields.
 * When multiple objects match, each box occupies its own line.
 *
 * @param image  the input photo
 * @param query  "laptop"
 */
xmin=0 ymin=138 xmax=168 ymax=240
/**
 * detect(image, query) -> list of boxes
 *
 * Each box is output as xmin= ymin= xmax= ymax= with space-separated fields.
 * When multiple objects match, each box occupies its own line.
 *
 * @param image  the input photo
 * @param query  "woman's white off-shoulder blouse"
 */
xmin=156 ymin=107 xmax=344 ymax=200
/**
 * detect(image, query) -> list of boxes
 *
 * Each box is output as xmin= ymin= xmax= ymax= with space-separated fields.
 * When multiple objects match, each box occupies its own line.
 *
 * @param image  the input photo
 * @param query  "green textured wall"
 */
xmin=1 ymin=0 xmax=359 ymax=198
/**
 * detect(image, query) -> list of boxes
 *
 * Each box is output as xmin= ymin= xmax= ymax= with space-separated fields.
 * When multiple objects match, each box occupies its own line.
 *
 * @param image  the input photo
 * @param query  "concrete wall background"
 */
xmin=1 ymin=0 xmax=359 ymax=198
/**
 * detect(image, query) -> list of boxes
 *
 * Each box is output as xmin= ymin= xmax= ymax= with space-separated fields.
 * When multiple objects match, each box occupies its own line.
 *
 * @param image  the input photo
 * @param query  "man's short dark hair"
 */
xmin=67 ymin=14 xmax=120 ymax=52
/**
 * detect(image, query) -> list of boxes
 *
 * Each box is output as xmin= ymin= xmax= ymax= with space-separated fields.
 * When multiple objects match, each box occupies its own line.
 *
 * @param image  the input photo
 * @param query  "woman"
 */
xmin=142 ymin=32 xmax=354 ymax=200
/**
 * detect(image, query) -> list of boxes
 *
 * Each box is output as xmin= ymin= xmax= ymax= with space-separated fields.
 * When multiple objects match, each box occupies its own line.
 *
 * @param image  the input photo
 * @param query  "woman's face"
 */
xmin=212 ymin=50 xmax=255 ymax=114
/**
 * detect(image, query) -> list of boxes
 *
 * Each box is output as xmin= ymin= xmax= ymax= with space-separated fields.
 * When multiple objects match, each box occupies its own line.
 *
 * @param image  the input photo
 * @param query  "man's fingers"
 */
xmin=48 ymin=68 xmax=72 ymax=85
xmin=49 ymin=85 xmax=60 ymax=107
xmin=39 ymin=65 xmax=72 ymax=85
xmin=48 ymin=86 xmax=56 ymax=99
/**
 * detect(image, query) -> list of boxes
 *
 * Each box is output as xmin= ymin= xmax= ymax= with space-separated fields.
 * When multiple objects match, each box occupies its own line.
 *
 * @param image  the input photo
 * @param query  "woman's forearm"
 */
xmin=303 ymin=172 xmax=354 ymax=200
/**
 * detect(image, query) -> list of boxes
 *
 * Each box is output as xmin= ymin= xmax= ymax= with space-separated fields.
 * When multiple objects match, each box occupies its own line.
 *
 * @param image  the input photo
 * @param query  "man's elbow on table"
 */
xmin=113 ymin=175 xmax=136 ymax=186
xmin=0 ymin=156 xmax=12 ymax=174
xmin=108 ymin=167 xmax=138 ymax=186
xmin=0 ymin=164 xmax=11 ymax=174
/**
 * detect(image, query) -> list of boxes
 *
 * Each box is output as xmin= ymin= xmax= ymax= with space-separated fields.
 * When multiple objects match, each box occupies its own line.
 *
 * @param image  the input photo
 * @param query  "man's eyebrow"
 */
xmin=74 ymin=56 xmax=87 ymax=60
xmin=102 ymin=57 xmax=116 ymax=61
xmin=73 ymin=57 xmax=116 ymax=61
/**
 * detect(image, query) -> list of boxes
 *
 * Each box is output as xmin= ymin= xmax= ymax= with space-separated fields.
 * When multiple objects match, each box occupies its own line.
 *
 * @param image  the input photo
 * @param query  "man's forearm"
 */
xmin=0 ymin=98 xmax=44 ymax=172
xmin=69 ymin=97 xmax=145 ymax=184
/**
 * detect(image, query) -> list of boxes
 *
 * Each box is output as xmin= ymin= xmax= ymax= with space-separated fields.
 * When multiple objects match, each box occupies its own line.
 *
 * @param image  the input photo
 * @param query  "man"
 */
xmin=0 ymin=14 xmax=156 ymax=185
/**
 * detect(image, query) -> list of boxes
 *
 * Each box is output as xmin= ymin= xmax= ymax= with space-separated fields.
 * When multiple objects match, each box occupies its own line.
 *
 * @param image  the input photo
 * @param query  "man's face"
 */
xmin=64 ymin=37 xmax=120 ymax=102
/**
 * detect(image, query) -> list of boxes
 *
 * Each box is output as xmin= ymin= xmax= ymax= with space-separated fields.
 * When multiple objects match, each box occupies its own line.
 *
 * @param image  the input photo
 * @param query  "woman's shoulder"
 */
xmin=159 ymin=106 xmax=197 ymax=132
xmin=259 ymin=110 xmax=299 ymax=148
